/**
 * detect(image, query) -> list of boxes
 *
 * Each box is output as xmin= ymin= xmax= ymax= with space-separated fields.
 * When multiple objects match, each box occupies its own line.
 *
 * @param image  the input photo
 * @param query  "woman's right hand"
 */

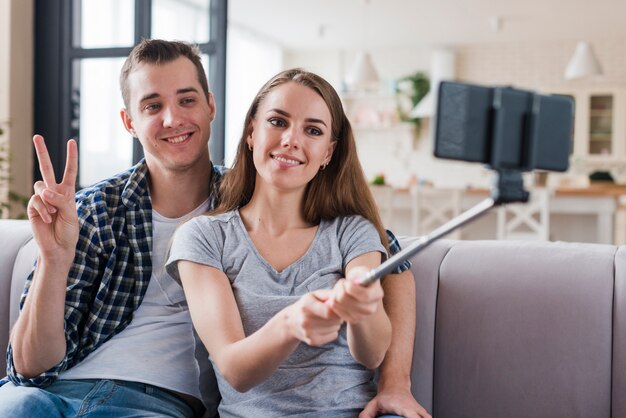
xmin=285 ymin=289 xmax=344 ymax=346
xmin=27 ymin=135 xmax=79 ymax=259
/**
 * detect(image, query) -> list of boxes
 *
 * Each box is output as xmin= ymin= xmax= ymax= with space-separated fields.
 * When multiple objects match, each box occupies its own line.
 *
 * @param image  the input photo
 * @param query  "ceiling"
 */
xmin=229 ymin=0 xmax=626 ymax=50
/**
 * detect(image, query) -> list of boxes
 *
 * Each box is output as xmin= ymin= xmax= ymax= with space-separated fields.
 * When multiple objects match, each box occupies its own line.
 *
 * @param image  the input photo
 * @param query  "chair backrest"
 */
xmin=369 ymin=185 xmax=395 ymax=228
xmin=410 ymin=186 xmax=463 ymax=239
xmin=497 ymin=187 xmax=551 ymax=241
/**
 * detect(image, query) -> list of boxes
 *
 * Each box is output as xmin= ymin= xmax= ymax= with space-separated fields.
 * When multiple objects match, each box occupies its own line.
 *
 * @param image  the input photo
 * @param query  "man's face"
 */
xmin=121 ymin=57 xmax=215 ymax=174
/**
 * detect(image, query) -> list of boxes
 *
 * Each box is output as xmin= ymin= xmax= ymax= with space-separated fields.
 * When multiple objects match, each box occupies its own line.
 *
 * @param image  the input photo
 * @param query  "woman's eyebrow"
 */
xmin=268 ymin=108 xmax=328 ymax=127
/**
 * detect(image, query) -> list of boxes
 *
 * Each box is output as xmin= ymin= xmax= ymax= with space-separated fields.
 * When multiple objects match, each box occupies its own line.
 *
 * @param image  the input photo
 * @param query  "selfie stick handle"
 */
xmin=357 ymin=169 xmax=528 ymax=286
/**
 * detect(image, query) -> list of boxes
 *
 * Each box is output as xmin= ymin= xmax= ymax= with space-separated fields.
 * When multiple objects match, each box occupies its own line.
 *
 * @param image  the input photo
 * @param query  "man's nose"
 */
xmin=162 ymin=105 xmax=183 ymax=127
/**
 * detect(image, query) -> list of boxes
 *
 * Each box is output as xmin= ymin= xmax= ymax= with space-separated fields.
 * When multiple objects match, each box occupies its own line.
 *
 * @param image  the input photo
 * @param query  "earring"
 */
xmin=320 ymin=162 xmax=328 ymax=170
xmin=248 ymin=144 xmax=253 ymax=152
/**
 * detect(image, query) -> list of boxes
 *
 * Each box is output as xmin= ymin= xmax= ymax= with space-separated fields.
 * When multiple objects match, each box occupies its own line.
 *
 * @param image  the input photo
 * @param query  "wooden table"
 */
xmin=553 ymin=184 xmax=626 ymax=245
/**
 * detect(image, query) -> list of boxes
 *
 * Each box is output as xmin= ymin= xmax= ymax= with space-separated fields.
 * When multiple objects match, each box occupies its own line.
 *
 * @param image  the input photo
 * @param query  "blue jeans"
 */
xmin=0 ymin=379 xmax=194 ymax=417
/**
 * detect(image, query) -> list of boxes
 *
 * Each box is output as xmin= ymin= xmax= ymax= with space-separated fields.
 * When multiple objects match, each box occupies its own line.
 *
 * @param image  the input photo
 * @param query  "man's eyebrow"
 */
xmin=139 ymin=93 xmax=160 ymax=103
xmin=177 ymin=87 xmax=200 ymax=95
xmin=269 ymin=108 xmax=328 ymax=127
xmin=139 ymin=87 xmax=200 ymax=103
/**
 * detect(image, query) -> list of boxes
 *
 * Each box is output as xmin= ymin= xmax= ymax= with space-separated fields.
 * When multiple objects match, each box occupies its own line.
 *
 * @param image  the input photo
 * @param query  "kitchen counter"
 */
xmin=554 ymin=183 xmax=626 ymax=196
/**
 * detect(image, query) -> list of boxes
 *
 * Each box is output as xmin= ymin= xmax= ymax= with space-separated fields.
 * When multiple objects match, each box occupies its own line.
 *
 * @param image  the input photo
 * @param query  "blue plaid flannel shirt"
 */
xmin=3 ymin=160 xmax=409 ymax=387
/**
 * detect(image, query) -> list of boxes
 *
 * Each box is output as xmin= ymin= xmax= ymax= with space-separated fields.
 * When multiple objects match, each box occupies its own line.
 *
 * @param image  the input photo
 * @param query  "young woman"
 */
xmin=166 ymin=69 xmax=394 ymax=417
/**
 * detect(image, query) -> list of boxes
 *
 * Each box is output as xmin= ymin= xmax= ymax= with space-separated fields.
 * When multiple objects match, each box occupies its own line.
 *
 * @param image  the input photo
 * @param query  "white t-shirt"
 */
xmin=60 ymin=200 xmax=218 ymax=410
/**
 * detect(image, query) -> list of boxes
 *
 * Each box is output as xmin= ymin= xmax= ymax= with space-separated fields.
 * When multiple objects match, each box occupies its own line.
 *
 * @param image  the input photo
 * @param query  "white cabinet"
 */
xmin=552 ymin=87 xmax=626 ymax=167
xmin=588 ymin=95 xmax=615 ymax=155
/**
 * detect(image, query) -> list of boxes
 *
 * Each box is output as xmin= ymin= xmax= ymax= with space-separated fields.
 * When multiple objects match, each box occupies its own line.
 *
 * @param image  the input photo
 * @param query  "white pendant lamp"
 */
xmin=344 ymin=0 xmax=380 ymax=91
xmin=564 ymin=42 xmax=603 ymax=80
xmin=345 ymin=52 xmax=380 ymax=90
xmin=410 ymin=49 xmax=456 ymax=118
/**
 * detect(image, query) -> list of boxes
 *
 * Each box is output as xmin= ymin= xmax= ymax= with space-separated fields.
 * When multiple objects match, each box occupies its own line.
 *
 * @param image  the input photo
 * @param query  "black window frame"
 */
xmin=34 ymin=0 xmax=227 ymax=185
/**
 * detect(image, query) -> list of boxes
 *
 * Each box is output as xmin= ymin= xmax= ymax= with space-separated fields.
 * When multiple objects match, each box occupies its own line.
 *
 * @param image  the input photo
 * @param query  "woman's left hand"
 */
xmin=326 ymin=266 xmax=384 ymax=324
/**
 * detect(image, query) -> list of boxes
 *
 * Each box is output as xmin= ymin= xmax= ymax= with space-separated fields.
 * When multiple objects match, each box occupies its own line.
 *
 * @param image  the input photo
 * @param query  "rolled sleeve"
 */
xmin=386 ymin=229 xmax=411 ymax=273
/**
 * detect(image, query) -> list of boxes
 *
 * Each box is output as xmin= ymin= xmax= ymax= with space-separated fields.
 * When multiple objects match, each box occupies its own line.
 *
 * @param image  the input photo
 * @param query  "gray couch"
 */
xmin=2 ymin=218 xmax=626 ymax=417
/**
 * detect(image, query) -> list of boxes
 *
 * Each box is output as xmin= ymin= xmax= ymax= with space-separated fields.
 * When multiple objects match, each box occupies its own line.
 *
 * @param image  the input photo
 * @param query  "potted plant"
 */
xmin=396 ymin=71 xmax=429 ymax=132
xmin=0 ymin=124 xmax=28 ymax=218
xmin=0 ymin=124 xmax=9 ymax=215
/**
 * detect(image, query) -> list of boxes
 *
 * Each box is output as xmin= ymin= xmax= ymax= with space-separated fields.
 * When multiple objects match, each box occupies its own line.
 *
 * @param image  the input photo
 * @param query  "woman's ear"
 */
xmin=325 ymin=140 xmax=337 ymax=162
xmin=246 ymin=123 xmax=255 ymax=145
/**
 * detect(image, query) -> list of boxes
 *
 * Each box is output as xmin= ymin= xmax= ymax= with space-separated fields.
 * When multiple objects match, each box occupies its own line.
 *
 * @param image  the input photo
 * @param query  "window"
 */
xmin=34 ymin=0 xmax=226 ymax=187
xmin=225 ymin=24 xmax=282 ymax=166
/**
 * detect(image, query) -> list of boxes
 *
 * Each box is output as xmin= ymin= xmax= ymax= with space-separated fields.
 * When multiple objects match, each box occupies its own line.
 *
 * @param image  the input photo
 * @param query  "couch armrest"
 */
xmin=0 ymin=220 xmax=35 ymax=378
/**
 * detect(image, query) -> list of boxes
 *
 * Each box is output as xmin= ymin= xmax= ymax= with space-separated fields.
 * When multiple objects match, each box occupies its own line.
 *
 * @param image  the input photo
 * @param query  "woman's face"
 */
xmin=247 ymin=81 xmax=336 ymax=193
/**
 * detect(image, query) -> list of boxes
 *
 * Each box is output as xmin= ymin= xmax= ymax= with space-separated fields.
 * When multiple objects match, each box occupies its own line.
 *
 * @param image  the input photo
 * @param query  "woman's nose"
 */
xmin=281 ymin=127 xmax=300 ymax=148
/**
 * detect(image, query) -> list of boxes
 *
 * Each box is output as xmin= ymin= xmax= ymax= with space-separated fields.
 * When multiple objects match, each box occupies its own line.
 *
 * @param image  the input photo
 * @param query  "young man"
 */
xmin=0 ymin=39 xmax=430 ymax=418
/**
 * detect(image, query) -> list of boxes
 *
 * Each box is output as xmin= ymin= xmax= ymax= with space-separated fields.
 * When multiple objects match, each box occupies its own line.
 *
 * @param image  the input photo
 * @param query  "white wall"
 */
xmin=225 ymin=24 xmax=284 ymax=166
xmin=0 ymin=0 xmax=9 ymax=214
xmin=1 ymin=0 xmax=33 ymax=218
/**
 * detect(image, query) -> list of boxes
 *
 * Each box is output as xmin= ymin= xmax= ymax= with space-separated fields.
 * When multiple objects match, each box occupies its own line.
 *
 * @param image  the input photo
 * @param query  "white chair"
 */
xmin=410 ymin=186 xmax=463 ymax=239
xmin=497 ymin=187 xmax=551 ymax=241
xmin=369 ymin=185 xmax=396 ymax=228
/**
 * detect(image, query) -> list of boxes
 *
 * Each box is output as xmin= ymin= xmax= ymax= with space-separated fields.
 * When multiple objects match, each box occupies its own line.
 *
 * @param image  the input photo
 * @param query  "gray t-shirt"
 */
xmin=166 ymin=210 xmax=387 ymax=417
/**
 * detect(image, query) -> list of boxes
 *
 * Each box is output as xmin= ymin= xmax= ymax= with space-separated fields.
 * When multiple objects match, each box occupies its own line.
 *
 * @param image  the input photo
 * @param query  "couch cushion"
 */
xmin=433 ymin=240 xmax=614 ymax=418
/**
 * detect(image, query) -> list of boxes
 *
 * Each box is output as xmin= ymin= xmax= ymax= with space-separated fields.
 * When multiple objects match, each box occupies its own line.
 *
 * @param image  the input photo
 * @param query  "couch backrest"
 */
xmin=402 ymin=236 xmax=622 ymax=418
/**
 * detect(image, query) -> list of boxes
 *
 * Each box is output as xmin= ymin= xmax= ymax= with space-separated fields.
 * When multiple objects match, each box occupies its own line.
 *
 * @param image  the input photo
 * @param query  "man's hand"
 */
xmin=359 ymin=269 xmax=431 ymax=418
xmin=11 ymin=135 xmax=79 ymax=377
xmin=360 ymin=384 xmax=431 ymax=418
xmin=27 ymin=135 xmax=79 ymax=259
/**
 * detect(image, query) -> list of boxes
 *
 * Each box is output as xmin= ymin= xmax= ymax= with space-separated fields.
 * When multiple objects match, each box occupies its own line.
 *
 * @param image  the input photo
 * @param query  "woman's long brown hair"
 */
xmin=214 ymin=68 xmax=388 ymax=249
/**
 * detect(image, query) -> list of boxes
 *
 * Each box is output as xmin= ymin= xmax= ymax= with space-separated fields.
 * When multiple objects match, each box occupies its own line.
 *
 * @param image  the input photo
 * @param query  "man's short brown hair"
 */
xmin=119 ymin=39 xmax=209 ymax=110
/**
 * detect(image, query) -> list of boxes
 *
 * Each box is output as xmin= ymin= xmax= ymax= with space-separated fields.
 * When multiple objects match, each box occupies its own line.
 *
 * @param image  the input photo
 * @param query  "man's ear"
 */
xmin=207 ymin=92 xmax=216 ymax=122
xmin=120 ymin=108 xmax=136 ymax=137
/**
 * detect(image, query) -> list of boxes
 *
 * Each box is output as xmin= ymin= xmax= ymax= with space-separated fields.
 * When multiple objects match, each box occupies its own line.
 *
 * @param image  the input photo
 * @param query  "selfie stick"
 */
xmin=357 ymin=168 xmax=529 ymax=285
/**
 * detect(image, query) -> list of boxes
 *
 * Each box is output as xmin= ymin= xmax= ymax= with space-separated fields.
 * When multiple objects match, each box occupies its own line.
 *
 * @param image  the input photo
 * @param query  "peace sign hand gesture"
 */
xmin=27 ymin=135 xmax=79 ymax=259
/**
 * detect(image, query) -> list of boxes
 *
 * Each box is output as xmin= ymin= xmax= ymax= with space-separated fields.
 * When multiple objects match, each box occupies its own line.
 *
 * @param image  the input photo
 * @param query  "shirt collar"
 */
xmin=121 ymin=159 xmax=150 ymax=208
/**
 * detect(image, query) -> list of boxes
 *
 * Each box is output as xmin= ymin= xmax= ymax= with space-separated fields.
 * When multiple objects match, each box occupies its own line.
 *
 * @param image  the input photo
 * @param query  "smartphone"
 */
xmin=434 ymin=81 xmax=574 ymax=172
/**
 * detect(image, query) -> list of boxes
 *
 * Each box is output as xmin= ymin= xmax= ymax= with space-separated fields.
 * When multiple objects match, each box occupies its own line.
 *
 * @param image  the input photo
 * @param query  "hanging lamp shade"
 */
xmin=564 ymin=42 xmax=603 ymax=80
xmin=345 ymin=52 xmax=380 ymax=90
